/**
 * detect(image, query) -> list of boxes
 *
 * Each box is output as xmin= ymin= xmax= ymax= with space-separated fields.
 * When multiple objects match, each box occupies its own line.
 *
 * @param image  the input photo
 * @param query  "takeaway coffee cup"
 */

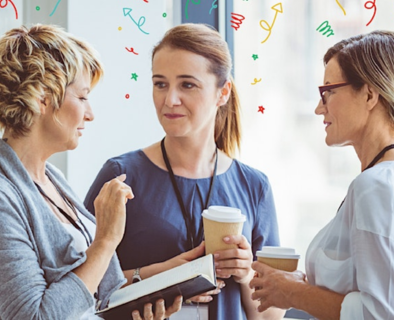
xmin=202 ymin=206 xmax=246 ymax=255
xmin=256 ymin=246 xmax=300 ymax=272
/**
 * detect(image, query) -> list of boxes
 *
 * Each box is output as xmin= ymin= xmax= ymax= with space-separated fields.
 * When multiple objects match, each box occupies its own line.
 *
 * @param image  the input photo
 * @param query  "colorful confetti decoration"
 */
xmin=0 ymin=0 xmax=19 ymax=19
xmin=364 ymin=0 xmax=376 ymax=26
xmin=123 ymin=8 xmax=149 ymax=35
xmin=49 ymin=0 xmax=62 ymax=17
xmin=231 ymin=13 xmax=245 ymax=31
xmin=258 ymin=106 xmax=265 ymax=114
xmin=260 ymin=3 xmax=283 ymax=44
xmin=185 ymin=0 xmax=201 ymax=20
xmin=209 ymin=0 xmax=218 ymax=15
xmin=335 ymin=0 xmax=346 ymax=15
xmin=125 ymin=47 xmax=139 ymax=55
xmin=252 ymin=54 xmax=259 ymax=60
xmin=131 ymin=73 xmax=138 ymax=81
xmin=316 ymin=21 xmax=335 ymax=37
xmin=251 ymin=78 xmax=262 ymax=85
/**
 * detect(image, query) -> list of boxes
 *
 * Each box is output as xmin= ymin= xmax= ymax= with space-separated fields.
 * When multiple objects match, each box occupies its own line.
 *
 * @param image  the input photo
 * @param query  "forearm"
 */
xmin=123 ymin=260 xmax=173 ymax=287
xmin=73 ymin=239 xmax=117 ymax=293
xmin=240 ymin=275 xmax=285 ymax=320
xmin=291 ymin=281 xmax=345 ymax=320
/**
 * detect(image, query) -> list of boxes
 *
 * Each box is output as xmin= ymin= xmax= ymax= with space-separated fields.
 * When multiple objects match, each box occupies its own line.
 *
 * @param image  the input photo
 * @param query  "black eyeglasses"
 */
xmin=318 ymin=82 xmax=351 ymax=104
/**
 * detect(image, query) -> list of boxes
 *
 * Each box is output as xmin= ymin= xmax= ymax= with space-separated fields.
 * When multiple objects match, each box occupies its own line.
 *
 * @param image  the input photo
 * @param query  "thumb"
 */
xmin=116 ymin=173 xmax=126 ymax=182
xmin=183 ymin=242 xmax=205 ymax=261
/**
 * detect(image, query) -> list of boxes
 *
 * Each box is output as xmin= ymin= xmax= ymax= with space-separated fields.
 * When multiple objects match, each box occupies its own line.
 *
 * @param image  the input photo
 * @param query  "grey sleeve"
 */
xmin=0 ymin=189 xmax=94 ymax=320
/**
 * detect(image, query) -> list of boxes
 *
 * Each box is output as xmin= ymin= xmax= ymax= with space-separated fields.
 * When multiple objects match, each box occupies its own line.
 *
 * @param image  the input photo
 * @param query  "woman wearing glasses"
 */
xmin=250 ymin=30 xmax=394 ymax=319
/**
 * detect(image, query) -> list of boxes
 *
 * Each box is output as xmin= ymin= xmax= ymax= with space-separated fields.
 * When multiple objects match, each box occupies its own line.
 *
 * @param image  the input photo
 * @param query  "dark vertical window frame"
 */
xmin=180 ymin=0 xmax=235 ymax=76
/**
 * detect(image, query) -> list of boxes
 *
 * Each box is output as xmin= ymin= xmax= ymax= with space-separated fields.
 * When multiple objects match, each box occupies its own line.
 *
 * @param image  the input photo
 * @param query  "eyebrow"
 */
xmin=152 ymin=74 xmax=201 ymax=82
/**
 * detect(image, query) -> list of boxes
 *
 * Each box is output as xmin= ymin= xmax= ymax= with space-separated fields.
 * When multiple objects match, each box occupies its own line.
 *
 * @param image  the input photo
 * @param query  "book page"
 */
xmin=106 ymin=254 xmax=215 ymax=310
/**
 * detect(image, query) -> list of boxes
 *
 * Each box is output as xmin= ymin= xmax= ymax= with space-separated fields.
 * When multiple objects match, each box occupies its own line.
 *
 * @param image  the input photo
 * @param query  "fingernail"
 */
xmin=214 ymin=262 xmax=219 ymax=267
xmin=223 ymin=237 xmax=230 ymax=242
xmin=214 ymin=253 xmax=219 ymax=259
xmin=208 ymin=296 xmax=213 ymax=301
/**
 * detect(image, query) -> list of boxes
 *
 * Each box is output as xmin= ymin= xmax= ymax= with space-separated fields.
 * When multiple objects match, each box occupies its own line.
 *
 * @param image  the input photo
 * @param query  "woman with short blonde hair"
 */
xmin=0 ymin=24 xmax=181 ymax=320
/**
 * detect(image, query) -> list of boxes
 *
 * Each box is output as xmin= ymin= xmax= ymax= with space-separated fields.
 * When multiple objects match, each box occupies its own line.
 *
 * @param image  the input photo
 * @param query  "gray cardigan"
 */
xmin=0 ymin=139 xmax=126 ymax=319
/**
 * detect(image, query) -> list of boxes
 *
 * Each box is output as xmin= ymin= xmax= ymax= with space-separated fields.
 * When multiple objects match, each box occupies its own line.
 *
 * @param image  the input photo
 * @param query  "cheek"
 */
xmin=153 ymin=92 xmax=164 ymax=108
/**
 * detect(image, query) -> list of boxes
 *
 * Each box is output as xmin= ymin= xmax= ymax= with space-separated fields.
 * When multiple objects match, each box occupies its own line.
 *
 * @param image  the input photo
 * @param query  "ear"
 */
xmin=217 ymin=80 xmax=232 ymax=107
xmin=38 ymin=97 xmax=50 ymax=114
xmin=364 ymin=84 xmax=380 ymax=111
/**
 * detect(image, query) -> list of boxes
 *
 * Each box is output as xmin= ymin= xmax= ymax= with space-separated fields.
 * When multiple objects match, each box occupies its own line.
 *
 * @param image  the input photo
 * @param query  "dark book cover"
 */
xmin=97 ymin=275 xmax=215 ymax=319
xmin=96 ymin=255 xmax=216 ymax=319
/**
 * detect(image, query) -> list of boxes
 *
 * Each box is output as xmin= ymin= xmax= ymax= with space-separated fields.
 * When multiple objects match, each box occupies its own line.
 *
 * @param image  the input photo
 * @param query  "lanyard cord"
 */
xmin=337 ymin=144 xmax=394 ymax=212
xmin=363 ymin=144 xmax=394 ymax=171
xmin=160 ymin=137 xmax=218 ymax=249
xmin=34 ymin=175 xmax=92 ymax=247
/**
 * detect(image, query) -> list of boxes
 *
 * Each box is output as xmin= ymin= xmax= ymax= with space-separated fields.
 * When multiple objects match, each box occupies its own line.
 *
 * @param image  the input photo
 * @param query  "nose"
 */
xmin=315 ymin=99 xmax=326 ymax=116
xmin=84 ymin=102 xmax=95 ymax=122
xmin=164 ymin=87 xmax=181 ymax=108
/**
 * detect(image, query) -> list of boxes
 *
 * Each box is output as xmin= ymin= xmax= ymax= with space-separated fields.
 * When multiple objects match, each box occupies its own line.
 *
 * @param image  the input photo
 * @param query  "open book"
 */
xmin=96 ymin=254 xmax=216 ymax=319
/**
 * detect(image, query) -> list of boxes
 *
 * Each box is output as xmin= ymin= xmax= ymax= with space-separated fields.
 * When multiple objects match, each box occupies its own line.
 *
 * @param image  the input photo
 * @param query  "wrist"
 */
xmin=288 ymin=275 xmax=310 ymax=310
xmin=237 ymin=268 xmax=255 ymax=285
xmin=132 ymin=267 xmax=142 ymax=283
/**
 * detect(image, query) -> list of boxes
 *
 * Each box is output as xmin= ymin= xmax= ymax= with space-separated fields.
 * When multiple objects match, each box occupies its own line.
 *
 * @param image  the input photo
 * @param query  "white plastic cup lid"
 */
xmin=256 ymin=246 xmax=300 ymax=259
xmin=202 ymin=205 xmax=246 ymax=223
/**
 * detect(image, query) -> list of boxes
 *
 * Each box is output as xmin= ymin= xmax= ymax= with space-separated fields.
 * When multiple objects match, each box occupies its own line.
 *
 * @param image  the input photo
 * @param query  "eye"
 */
xmin=154 ymin=81 xmax=167 ymax=89
xmin=79 ymin=97 xmax=88 ymax=101
xmin=182 ymin=82 xmax=196 ymax=89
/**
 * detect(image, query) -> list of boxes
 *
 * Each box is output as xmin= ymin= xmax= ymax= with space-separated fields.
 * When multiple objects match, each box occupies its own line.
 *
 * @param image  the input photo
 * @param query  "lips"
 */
xmin=324 ymin=121 xmax=331 ymax=128
xmin=164 ymin=113 xmax=184 ymax=119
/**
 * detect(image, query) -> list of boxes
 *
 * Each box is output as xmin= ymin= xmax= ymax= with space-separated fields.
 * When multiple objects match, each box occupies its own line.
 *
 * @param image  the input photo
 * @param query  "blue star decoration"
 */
xmin=258 ymin=106 xmax=265 ymax=114
xmin=252 ymin=54 xmax=258 ymax=60
xmin=131 ymin=73 xmax=138 ymax=81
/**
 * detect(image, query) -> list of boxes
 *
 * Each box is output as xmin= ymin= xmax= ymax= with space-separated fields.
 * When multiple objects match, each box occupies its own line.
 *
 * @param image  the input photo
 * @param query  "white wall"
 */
xmin=67 ymin=0 xmax=175 ymax=199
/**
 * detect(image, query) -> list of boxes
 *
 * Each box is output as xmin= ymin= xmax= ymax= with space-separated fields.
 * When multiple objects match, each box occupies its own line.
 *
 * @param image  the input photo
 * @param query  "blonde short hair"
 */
xmin=0 ymin=24 xmax=104 ymax=137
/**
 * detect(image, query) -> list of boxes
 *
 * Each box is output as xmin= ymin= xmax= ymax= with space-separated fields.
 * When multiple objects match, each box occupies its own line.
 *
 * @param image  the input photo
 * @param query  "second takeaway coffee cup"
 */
xmin=202 ymin=206 xmax=246 ymax=255
xmin=256 ymin=246 xmax=300 ymax=272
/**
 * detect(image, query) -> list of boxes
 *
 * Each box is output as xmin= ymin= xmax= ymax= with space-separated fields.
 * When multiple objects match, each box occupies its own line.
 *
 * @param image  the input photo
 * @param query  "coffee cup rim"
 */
xmin=202 ymin=208 xmax=246 ymax=223
xmin=256 ymin=247 xmax=300 ymax=259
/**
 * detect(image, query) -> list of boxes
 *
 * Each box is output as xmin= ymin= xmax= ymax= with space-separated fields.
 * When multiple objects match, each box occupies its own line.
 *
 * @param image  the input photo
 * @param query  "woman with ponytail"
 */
xmin=85 ymin=23 xmax=283 ymax=320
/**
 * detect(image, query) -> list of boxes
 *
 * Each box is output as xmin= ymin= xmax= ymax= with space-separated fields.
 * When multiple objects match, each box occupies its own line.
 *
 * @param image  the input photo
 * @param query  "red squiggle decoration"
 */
xmin=125 ymin=47 xmax=139 ymax=55
xmin=0 ymin=0 xmax=18 ymax=19
xmin=364 ymin=0 xmax=376 ymax=26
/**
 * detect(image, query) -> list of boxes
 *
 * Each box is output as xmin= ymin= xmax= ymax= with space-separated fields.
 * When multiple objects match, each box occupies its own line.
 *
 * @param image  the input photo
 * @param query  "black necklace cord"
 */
xmin=337 ymin=144 xmax=394 ymax=212
xmin=34 ymin=175 xmax=92 ymax=247
xmin=363 ymin=144 xmax=394 ymax=171
xmin=160 ymin=137 xmax=218 ymax=250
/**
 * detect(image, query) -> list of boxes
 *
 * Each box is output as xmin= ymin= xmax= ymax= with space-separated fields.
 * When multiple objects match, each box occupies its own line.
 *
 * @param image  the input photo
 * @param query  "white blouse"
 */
xmin=306 ymin=161 xmax=394 ymax=319
xmin=62 ymin=213 xmax=100 ymax=320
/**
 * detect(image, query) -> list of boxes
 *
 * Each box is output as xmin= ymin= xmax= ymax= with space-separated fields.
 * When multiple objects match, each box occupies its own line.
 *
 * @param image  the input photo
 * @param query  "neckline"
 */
xmin=363 ymin=144 xmax=394 ymax=171
xmin=138 ymin=149 xmax=235 ymax=181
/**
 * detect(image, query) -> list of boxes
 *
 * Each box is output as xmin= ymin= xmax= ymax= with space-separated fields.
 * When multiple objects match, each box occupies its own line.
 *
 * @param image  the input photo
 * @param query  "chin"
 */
xmin=325 ymin=138 xmax=349 ymax=148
